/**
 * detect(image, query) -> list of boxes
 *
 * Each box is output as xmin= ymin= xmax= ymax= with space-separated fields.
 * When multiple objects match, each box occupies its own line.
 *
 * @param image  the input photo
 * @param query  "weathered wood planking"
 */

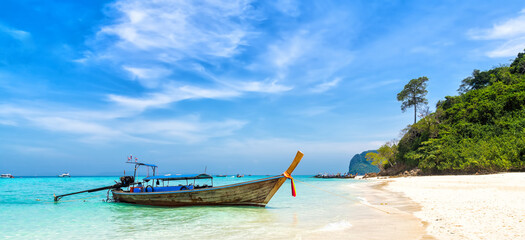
xmin=112 ymin=176 xmax=282 ymax=207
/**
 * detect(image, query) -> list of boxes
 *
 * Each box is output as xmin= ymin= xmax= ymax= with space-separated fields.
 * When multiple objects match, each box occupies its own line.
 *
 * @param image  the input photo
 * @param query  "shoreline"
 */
xmin=373 ymin=172 xmax=525 ymax=239
xmin=348 ymin=180 xmax=434 ymax=240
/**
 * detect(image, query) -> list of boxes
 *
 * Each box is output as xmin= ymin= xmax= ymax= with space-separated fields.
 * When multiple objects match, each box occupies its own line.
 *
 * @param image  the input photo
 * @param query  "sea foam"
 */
xmin=315 ymin=220 xmax=353 ymax=232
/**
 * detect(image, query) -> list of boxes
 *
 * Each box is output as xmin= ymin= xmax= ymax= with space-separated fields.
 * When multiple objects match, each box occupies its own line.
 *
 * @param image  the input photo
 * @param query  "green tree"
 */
xmin=397 ymin=76 xmax=429 ymax=124
xmin=510 ymin=50 xmax=525 ymax=74
xmin=365 ymin=141 xmax=397 ymax=171
xmin=458 ymin=69 xmax=491 ymax=93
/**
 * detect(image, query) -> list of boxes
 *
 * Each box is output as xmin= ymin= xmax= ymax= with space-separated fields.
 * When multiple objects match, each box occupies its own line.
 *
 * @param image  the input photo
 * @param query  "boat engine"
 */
xmin=119 ymin=176 xmax=134 ymax=187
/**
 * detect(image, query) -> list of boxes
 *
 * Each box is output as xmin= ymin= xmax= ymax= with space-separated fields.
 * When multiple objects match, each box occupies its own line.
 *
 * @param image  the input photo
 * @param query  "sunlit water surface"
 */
xmin=1 ymin=176 xmax=374 ymax=239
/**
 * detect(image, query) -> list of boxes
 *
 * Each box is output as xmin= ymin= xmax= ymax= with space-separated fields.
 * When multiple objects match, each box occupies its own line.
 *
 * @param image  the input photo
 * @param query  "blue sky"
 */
xmin=1 ymin=0 xmax=525 ymax=176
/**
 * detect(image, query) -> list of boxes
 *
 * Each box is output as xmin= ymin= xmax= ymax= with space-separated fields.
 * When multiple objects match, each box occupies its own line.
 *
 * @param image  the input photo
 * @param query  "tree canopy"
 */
xmin=397 ymin=76 xmax=429 ymax=124
xmin=365 ymin=141 xmax=397 ymax=171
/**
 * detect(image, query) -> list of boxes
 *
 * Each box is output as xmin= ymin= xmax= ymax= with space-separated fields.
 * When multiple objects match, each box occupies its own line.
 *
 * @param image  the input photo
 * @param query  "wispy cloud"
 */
xmin=0 ymin=104 xmax=247 ymax=143
xmin=272 ymin=0 xmax=300 ymax=17
xmin=108 ymin=83 xmax=240 ymax=111
xmin=125 ymin=118 xmax=246 ymax=143
xmin=359 ymin=79 xmax=400 ymax=91
xmin=268 ymin=30 xmax=313 ymax=70
xmin=0 ymin=119 xmax=17 ymax=126
xmin=123 ymin=66 xmax=172 ymax=88
xmin=252 ymin=26 xmax=353 ymax=92
xmin=469 ymin=9 xmax=525 ymax=57
xmin=30 ymin=116 xmax=123 ymax=138
xmin=85 ymin=0 xmax=300 ymax=107
xmin=81 ymin=0 xmax=357 ymax=109
xmin=311 ymin=77 xmax=342 ymax=93
xmin=228 ymin=79 xmax=293 ymax=93
xmin=99 ymin=0 xmax=254 ymax=60
xmin=0 ymin=24 xmax=30 ymax=41
xmin=293 ymin=106 xmax=335 ymax=117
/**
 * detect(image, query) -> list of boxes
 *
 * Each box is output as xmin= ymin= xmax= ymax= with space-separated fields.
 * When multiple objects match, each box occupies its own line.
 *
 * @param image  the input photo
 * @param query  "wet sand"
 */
xmin=348 ymin=180 xmax=435 ymax=240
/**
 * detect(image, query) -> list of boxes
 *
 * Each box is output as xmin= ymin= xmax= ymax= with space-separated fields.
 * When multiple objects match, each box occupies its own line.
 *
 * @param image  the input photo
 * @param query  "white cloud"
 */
xmin=273 ymin=0 xmax=300 ymax=17
xmin=293 ymin=106 xmax=335 ymax=117
xmin=125 ymin=118 xmax=246 ymax=143
xmin=486 ymin=37 xmax=525 ymax=58
xmin=99 ymin=0 xmax=253 ymax=60
xmin=269 ymin=31 xmax=313 ymax=69
xmin=469 ymin=9 xmax=525 ymax=58
xmin=108 ymin=84 xmax=240 ymax=111
xmin=311 ymin=77 xmax=342 ymax=93
xmin=255 ymin=28 xmax=353 ymax=90
xmin=0 ymin=104 xmax=247 ymax=143
xmin=30 ymin=117 xmax=123 ymax=138
xmin=359 ymin=79 xmax=400 ymax=91
xmin=469 ymin=12 xmax=525 ymax=40
xmin=123 ymin=66 xmax=172 ymax=88
xmin=230 ymin=79 xmax=293 ymax=93
xmin=84 ymin=0 xmax=356 ymax=105
xmin=0 ymin=119 xmax=17 ymax=126
xmin=0 ymin=24 xmax=30 ymax=41
xmin=91 ymin=0 xmax=298 ymax=105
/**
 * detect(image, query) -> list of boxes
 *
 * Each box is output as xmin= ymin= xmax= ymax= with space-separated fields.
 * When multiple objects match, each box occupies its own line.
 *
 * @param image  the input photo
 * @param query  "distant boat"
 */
xmin=54 ymin=151 xmax=304 ymax=207
xmin=215 ymin=175 xmax=227 ymax=177
xmin=1 ymin=174 xmax=14 ymax=178
xmin=58 ymin=173 xmax=71 ymax=177
xmin=236 ymin=174 xmax=244 ymax=178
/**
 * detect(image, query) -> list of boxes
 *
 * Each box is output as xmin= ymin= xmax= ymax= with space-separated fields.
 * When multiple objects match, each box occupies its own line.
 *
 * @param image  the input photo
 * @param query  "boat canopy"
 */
xmin=127 ymin=162 xmax=158 ymax=168
xmin=143 ymin=173 xmax=213 ymax=181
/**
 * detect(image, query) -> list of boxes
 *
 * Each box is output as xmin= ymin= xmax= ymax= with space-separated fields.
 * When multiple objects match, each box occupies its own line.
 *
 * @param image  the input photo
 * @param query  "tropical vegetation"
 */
xmin=373 ymin=50 xmax=525 ymax=174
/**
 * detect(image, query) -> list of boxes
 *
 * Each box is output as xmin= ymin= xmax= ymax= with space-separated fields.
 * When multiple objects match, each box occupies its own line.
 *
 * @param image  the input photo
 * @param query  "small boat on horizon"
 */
xmin=58 ymin=173 xmax=71 ymax=177
xmin=236 ymin=174 xmax=244 ymax=178
xmin=54 ymin=151 xmax=303 ymax=207
xmin=215 ymin=174 xmax=227 ymax=177
xmin=1 ymin=174 xmax=14 ymax=178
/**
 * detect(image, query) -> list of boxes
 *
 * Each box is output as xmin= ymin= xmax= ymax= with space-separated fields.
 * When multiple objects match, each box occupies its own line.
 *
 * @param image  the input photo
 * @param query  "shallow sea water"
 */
xmin=1 ymin=176 xmax=385 ymax=239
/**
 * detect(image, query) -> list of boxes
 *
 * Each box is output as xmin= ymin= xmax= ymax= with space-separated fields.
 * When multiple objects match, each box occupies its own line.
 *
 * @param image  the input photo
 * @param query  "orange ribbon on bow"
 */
xmin=283 ymin=172 xmax=296 ymax=197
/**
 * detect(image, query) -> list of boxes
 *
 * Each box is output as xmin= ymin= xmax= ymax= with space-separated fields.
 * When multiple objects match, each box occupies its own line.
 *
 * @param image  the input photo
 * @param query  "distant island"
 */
xmin=348 ymin=150 xmax=380 ymax=175
xmin=368 ymin=50 xmax=525 ymax=176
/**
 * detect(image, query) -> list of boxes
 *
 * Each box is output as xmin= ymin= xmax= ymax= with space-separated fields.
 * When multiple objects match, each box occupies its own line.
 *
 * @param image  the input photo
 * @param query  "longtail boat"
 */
xmin=54 ymin=151 xmax=303 ymax=207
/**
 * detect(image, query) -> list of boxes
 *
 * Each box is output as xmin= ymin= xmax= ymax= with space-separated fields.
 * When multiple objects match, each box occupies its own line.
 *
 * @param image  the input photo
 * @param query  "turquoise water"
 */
xmin=1 ymin=176 xmax=373 ymax=239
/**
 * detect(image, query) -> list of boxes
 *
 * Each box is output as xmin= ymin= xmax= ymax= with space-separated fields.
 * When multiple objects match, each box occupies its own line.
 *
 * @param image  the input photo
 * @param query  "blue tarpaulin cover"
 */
xmin=127 ymin=162 xmax=158 ymax=168
xmin=143 ymin=173 xmax=213 ymax=181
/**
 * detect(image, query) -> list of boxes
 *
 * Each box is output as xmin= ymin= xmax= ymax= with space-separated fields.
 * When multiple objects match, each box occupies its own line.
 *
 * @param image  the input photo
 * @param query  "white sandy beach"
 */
xmin=381 ymin=173 xmax=525 ymax=240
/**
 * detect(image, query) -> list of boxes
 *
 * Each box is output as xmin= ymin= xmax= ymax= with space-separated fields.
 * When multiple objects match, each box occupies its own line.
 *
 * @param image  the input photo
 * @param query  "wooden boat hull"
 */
xmin=112 ymin=175 xmax=287 ymax=207
xmin=112 ymin=151 xmax=303 ymax=207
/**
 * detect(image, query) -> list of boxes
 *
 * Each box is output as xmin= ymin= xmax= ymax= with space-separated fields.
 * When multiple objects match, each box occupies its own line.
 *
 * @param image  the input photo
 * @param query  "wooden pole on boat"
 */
xmin=54 ymin=176 xmax=135 ymax=202
xmin=262 ymin=151 xmax=303 ymax=204
xmin=285 ymin=151 xmax=304 ymax=175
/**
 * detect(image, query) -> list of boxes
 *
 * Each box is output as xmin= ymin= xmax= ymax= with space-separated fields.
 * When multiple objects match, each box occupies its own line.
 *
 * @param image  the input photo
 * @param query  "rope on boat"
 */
xmin=283 ymin=172 xmax=297 ymax=197
xmin=292 ymin=178 xmax=390 ymax=214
